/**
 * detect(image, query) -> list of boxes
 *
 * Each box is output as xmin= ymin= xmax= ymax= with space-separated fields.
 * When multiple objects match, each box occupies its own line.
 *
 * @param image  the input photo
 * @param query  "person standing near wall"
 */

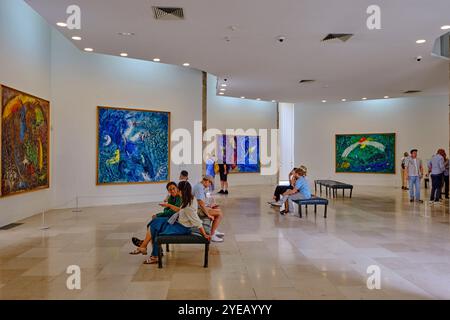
xmin=428 ymin=149 xmax=446 ymax=205
xmin=405 ymin=149 xmax=424 ymax=203
xmin=218 ymin=163 xmax=229 ymax=195
xmin=401 ymin=152 xmax=409 ymax=190
xmin=443 ymin=153 xmax=449 ymax=199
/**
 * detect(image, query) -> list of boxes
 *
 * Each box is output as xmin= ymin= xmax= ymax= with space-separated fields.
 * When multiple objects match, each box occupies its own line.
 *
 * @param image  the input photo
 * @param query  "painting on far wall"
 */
xmin=1 ymin=85 xmax=50 ymax=197
xmin=336 ymin=133 xmax=396 ymax=174
xmin=97 ymin=106 xmax=170 ymax=185
xmin=217 ymin=134 xmax=260 ymax=173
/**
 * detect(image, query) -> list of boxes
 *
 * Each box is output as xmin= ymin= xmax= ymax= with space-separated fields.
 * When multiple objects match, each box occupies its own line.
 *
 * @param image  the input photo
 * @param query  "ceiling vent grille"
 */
xmin=152 ymin=7 xmax=184 ymax=20
xmin=299 ymin=80 xmax=316 ymax=84
xmin=403 ymin=90 xmax=422 ymax=94
xmin=322 ymin=33 xmax=354 ymax=42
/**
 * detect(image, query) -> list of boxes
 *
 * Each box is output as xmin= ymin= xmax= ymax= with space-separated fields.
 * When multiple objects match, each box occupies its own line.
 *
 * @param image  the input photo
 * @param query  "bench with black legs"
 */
xmin=156 ymin=235 xmax=210 ymax=269
xmin=315 ymin=180 xmax=354 ymax=199
xmin=293 ymin=197 xmax=329 ymax=219
xmin=155 ymin=219 xmax=212 ymax=269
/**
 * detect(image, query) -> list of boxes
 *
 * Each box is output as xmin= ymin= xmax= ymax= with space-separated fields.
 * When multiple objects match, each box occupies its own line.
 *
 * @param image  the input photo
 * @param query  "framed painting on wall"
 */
xmin=1 ymin=85 xmax=50 ymax=197
xmin=335 ymin=133 xmax=396 ymax=174
xmin=97 ymin=106 xmax=170 ymax=185
xmin=217 ymin=134 xmax=261 ymax=174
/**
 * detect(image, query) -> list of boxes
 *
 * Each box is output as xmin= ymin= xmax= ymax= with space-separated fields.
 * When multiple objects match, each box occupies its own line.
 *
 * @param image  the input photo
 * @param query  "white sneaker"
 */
xmin=428 ymin=201 xmax=435 ymax=205
xmin=211 ymin=234 xmax=224 ymax=242
xmin=214 ymin=231 xmax=225 ymax=237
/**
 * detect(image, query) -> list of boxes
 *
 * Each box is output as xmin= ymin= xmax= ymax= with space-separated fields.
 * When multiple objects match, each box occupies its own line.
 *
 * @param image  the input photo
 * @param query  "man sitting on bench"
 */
xmin=193 ymin=176 xmax=225 ymax=243
xmin=280 ymin=166 xmax=312 ymax=216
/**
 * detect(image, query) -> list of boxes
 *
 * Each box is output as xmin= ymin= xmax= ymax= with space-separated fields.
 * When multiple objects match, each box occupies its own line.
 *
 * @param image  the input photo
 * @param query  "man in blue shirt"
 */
xmin=428 ymin=149 xmax=446 ymax=205
xmin=193 ymin=176 xmax=225 ymax=242
xmin=280 ymin=167 xmax=312 ymax=215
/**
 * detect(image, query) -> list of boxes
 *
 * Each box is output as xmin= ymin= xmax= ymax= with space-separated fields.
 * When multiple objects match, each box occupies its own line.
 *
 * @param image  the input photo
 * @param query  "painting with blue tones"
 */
xmin=217 ymin=135 xmax=260 ymax=173
xmin=97 ymin=106 xmax=170 ymax=184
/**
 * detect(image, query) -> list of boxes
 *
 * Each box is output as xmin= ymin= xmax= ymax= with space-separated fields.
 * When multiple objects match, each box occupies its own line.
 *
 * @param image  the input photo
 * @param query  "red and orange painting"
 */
xmin=1 ymin=85 xmax=50 ymax=197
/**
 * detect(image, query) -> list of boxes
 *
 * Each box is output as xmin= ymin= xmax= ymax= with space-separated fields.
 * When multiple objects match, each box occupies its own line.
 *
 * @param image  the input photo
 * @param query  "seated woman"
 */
xmin=131 ymin=182 xmax=182 ymax=248
xmin=269 ymin=167 xmax=298 ymax=206
xmin=130 ymin=181 xmax=211 ymax=264
xmin=279 ymin=166 xmax=312 ymax=215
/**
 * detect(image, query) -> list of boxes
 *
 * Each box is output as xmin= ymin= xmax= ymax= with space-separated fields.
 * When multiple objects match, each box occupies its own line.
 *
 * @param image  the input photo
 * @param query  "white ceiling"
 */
xmin=26 ymin=0 xmax=450 ymax=103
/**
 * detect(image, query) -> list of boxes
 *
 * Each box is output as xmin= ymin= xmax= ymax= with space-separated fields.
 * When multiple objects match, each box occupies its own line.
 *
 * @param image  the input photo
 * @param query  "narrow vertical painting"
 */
xmin=1 ymin=85 xmax=50 ymax=197
xmin=97 ymin=106 xmax=170 ymax=185
xmin=217 ymin=134 xmax=260 ymax=173
xmin=335 ymin=133 xmax=396 ymax=174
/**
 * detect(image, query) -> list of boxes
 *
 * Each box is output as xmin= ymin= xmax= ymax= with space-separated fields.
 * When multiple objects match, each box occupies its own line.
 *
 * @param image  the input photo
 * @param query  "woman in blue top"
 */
xmin=280 ymin=166 xmax=312 ymax=215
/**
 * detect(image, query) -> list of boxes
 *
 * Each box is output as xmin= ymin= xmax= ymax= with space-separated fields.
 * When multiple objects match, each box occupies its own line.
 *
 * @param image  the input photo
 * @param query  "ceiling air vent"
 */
xmin=299 ymin=80 xmax=316 ymax=84
xmin=403 ymin=90 xmax=422 ymax=94
xmin=152 ymin=7 xmax=184 ymax=20
xmin=322 ymin=33 xmax=354 ymax=42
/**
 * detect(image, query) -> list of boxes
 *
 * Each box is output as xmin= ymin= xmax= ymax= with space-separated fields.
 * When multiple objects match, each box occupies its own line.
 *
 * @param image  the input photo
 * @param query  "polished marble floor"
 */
xmin=1 ymin=185 xmax=450 ymax=300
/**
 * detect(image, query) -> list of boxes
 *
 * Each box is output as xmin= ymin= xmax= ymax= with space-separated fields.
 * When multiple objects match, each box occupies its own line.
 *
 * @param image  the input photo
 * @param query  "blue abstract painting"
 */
xmin=97 ymin=107 xmax=170 ymax=184
xmin=217 ymin=135 xmax=260 ymax=173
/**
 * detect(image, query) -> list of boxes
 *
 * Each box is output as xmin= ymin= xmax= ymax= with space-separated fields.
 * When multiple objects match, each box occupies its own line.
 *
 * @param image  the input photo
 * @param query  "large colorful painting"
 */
xmin=1 ymin=85 xmax=50 ymax=197
xmin=217 ymin=134 xmax=260 ymax=173
xmin=336 ymin=133 xmax=396 ymax=174
xmin=97 ymin=106 xmax=170 ymax=185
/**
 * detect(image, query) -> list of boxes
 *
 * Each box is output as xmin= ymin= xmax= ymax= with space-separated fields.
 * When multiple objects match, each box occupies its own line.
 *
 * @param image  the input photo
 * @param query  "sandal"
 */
xmin=143 ymin=256 xmax=159 ymax=265
xmin=132 ymin=237 xmax=143 ymax=247
xmin=129 ymin=247 xmax=147 ymax=255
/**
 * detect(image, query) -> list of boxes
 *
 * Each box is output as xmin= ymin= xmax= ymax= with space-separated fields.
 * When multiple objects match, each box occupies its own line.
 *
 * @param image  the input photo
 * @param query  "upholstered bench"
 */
xmin=293 ymin=197 xmax=329 ymax=219
xmin=156 ymin=219 xmax=212 ymax=269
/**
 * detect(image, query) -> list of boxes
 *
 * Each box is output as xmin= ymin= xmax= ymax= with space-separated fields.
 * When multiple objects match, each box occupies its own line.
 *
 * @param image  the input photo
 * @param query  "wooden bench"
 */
xmin=315 ymin=180 xmax=353 ymax=199
xmin=293 ymin=197 xmax=329 ymax=218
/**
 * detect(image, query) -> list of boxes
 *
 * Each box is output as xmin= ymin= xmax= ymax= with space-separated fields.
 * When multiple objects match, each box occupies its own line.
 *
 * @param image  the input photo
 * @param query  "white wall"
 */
xmin=50 ymin=30 xmax=203 ymax=208
xmin=294 ymin=96 xmax=449 ymax=187
xmin=207 ymin=75 xmax=278 ymax=186
xmin=0 ymin=0 xmax=52 ymax=227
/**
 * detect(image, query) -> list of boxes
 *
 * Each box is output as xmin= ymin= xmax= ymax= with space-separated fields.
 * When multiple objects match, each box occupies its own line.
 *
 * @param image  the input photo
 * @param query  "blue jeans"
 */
xmin=149 ymin=220 xmax=191 ymax=257
xmin=408 ymin=176 xmax=421 ymax=200
xmin=430 ymin=174 xmax=444 ymax=201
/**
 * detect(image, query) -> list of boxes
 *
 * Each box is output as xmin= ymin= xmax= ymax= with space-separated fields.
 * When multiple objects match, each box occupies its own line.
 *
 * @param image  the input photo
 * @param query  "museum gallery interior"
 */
xmin=0 ymin=0 xmax=450 ymax=301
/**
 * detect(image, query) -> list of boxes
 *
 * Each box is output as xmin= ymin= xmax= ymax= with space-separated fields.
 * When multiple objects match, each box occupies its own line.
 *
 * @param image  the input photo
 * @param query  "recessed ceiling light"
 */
xmin=384 ymin=96 xmax=390 ymax=99
xmin=272 ymin=100 xmax=277 ymax=103
xmin=84 ymin=48 xmax=94 ymax=52
xmin=256 ymin=98 xmax=261 ymax=101
xmin=341 ymin=99 xmax=347 ymax=102
xmin=221 ymin=84 xmax=227 ymax=87
xmin=416 ymin=39 xmax=426 ymax=44
xmin=56 ymin=22 xmax=67 ymax=27
xmin=362 ymin=97 xmax=367 ymax=100
xmin=241 ymin=96 xmax=245 ymax=99
xmin=219 ymin=92 xmax=225 ymax=95
xmin=118 ymin=32 xmax=135 ymax=36
xmin=322 ymin=100 xmax=327 ymax=103
xmin=220 ymin=88 xmax=226 ymax=91
xmin=72 ymin=36 xmax=82 ymax=41
xmin=153 ymin=58 xmax=161 ymax=62
xmin=182 ymin=63 xmax=190 ymax=67
xmin=441 ymin=25 xmax=450 ymax=30
xmin=120 ymin=53 xmax=128 ymax=57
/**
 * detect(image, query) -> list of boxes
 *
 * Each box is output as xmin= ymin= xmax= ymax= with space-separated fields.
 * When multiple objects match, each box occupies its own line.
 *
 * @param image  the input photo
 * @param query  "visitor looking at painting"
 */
xmin=428 ymin=149 xmax=446 ymax=205
xmin=217 ymin=164 xmax=230 ymax=195
xmin=405 ymin=149 xmax=424 ymax=203
xmin=279 ymin=167 xmax=312 ymax=216
xmin=401 ymin=152 xmax=409 ymax=190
